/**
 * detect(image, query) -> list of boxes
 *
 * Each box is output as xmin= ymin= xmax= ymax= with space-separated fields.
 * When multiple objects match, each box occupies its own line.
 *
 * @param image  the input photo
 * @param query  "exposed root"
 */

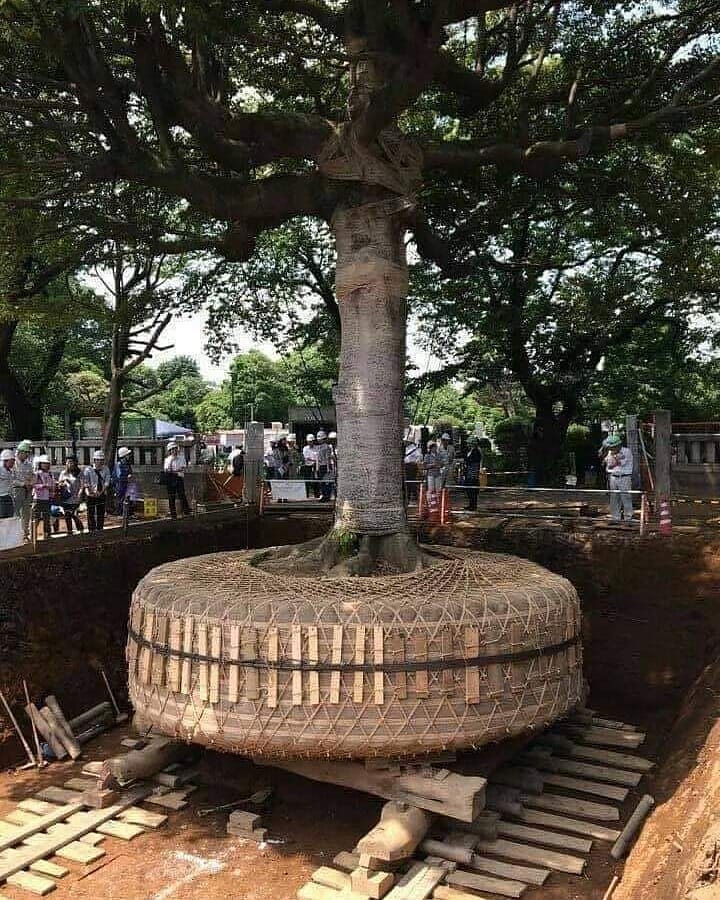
xmin=249 ymin=528 xmax=435 ymax=576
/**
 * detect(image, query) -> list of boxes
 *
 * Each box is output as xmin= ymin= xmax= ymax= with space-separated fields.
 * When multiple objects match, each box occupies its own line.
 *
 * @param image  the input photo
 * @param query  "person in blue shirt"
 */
xmin=112 ymin=447 xmax=134 ymax=516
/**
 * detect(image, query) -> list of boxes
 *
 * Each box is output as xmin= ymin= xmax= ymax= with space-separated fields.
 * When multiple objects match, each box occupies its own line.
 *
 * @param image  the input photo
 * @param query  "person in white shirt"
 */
xmin=164 ymin=441 xmax=191 ymax=518
xmin=603 ymin=434 xmax=634 ymax=523
xmin=302 ymin=434 xmax=319 ymax=498
xmin=314 ymin=430 xmax=334 ymax=502
xmin=83 ymin=450 xmax=111 ymax=531
xmin=439 ymin=432 xmax=456 ymax=486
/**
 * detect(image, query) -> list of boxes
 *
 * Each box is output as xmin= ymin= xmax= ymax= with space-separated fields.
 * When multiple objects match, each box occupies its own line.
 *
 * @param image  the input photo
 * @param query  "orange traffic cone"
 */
xmin=659 ymin=498 xmax=672 ymax=536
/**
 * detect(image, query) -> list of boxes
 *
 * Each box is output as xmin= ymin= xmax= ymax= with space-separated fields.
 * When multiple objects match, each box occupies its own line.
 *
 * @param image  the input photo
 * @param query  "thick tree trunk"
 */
xmin=0 ymin=321 xmax=44 ymax=439
xmin=102 ymin=373 xmax=124 ymax=462
xmin=332 ymin=198 xmax=409 ymax=536
xmin=528 ymin=405 xmax=571 ymax=486
xmin=0 ymin=371 xmax=44 ymax=439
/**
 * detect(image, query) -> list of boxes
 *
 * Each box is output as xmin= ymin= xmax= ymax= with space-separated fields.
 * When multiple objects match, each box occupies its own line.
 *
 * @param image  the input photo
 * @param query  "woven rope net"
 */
xmin=127 ymin=546 xmax=584 ymax=758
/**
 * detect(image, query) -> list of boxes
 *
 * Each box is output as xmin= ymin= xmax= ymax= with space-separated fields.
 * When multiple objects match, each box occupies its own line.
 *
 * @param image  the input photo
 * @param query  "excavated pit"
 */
xmin=1 ymin=514 xmax=719 ymax=898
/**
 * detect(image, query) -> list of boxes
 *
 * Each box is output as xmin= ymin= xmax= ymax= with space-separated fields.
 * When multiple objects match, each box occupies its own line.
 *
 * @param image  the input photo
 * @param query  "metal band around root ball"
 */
xmin=127 ymin=627 xmax=579 ymax=674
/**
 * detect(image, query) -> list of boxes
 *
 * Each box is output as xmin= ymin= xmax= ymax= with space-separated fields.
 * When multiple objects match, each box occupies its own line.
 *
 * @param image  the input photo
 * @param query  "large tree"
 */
xmin=414 ymin=138 xmax=720 ymax=481
xmin=1 ymin=0 xmax=718 ymax=567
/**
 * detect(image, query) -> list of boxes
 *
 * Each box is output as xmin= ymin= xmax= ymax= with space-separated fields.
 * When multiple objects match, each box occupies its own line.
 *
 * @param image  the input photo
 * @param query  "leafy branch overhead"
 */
xmin=0 ymin=0 xmax=717 ymax=262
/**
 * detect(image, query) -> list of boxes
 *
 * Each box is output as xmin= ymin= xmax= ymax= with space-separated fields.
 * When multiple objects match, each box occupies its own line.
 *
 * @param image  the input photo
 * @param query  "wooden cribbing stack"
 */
xmin=293 ymin=708 xmax=657 ymax=900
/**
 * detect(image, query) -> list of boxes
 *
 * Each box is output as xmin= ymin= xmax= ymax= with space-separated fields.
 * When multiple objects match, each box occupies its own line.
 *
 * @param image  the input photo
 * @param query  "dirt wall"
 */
xmin=0 ymin=512 xmax=328 ymax=766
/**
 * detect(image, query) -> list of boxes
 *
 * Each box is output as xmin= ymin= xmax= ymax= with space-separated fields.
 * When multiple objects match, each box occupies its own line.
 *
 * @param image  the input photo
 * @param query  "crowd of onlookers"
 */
xmin=0 ymin=439 xmax=193 ymax=542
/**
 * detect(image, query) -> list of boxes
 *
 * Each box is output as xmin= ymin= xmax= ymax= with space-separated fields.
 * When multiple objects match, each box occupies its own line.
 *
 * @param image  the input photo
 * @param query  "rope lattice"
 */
xmin=127 ymin=546 xmax=584 ymax=759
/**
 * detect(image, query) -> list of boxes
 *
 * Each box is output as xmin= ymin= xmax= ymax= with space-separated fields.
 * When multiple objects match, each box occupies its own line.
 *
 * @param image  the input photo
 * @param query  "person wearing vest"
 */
xmin=84 ymin=449 xmax=111 ymax=531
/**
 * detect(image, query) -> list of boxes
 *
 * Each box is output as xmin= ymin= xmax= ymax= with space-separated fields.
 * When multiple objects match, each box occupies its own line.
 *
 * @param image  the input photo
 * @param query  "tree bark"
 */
xmin=528 ymin=404 xmax=572 ymax=486
xmin=332 ymin=197 xmax=410 ymax=536
xmin=0 ymin=321 xmax=45 ymax=439
xmin=102 ymin=372 xmax=124 ymax=462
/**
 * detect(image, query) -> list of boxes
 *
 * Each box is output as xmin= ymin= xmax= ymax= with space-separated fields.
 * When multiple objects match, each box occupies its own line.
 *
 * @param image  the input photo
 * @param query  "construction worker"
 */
xmin=423 ymin=440 xmax=443 ymax=500
xmin=84 ymin=450 xmax=111 ymax=531
xmin=13 ymin=440 xmax=34 ymax=538
xmin=0 ymin=449 xmax=16 ymax=519
xmin=327 ymin=431 xmax=338 ymax=498
xmin=112 ymin=447 xmax=134 ymax=515
xmin=264 ymin=440 xmax=278 ymax=480
xmin=439 ymin=432 xmax=455 ymax=486
xmin=603 ymin=434 xmax=634 ymax=524
xmin=302 ymin=433 xmax=318 ymax=498
xmin=315 ymin=430 xmax=334 ymax=502
xmin=164 ymin=441 xmax=191 ymax=518
xmin=33 ymin=455 xmax=55 ymax=539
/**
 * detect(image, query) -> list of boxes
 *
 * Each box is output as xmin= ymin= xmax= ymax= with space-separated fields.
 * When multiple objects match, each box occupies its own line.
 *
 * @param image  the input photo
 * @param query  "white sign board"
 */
xmin=0 ymin=517 xmax=23 ymax=551
xmin=270 ymin=480 xmax=308 ymax=501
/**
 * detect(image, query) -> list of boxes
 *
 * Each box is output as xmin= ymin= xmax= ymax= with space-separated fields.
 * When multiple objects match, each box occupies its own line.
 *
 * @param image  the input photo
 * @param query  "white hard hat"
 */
xmin=328 ymin=431 xmax=337 ymax=439
xmin=93 ymin=450 xmax=105 ymax=461
xmin=306 ymin=434 xmax=315 ymax=441
xmin=0 ymin=449 xmax=14 ymax=461
xmin=317 ymin=430 xmax=327 ymax=439
xmin=166 ymin=441 xmax=177 ymax=452
xmin=37 ymin=454 xmax=50 ymax=464
xmin=441 ymin=432 xmax=451 ymax=440
xmin=118 ymin=446 xmax=131 ymax=459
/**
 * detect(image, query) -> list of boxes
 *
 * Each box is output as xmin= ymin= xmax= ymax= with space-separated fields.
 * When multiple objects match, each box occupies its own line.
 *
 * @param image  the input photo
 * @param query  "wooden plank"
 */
xmin=292 ymin=625 xmax=303 ymax=707
xmin=415 ymin=635 xmax=428 ymax=698
xmin=139 ymin=610 xmax=155 ymax=685
xmin=79 ymin=833 xmax=105 ymax=846
xmin=446 ymin=870 xmax=527 ymax=899
xmin=311 ymin=867 xmax=351 ymax=890
xmin=385 ymin=861 xmax=446 ymax=900
xmin=564 ymin=725 xmax=644 ymax=749
xmin=353 ymin=626 xmax=366 ymax=704
xmin=118 ymin=807 xmax=167 ymax=829
xmin=143 ymin=791 xmax=189 ymax=811
xmin=210 ymin=625 xmax=222 ymax=704
xmin=228 ymin=624 xmax=241 ymax=703
xmin=152 ymin=616 xmax=169 ymax=686
xmin=465 ymin=854 xmax=548 ymax=886
xmin=168 ymin=618 xmax=183 ymax=692
xmin=7 ymin=871 xmax=57 ymax=895
xmin=441 ymin=628 xmax=453 ymax=694
xmin=243 ymin=628 xmax=260 ymax=701
xmin=64 ymin=779 xmax=97 ymax=794
xmin=540 ymin=772 xmax=628 ymax=802
xmin=308 ymin=626 xmax=320 ymax=706
xmin=55 ymin=842 xmax=105 ymax=864
xmin=464 ymin=628 xmax=480 ymax=704
xmin=5 ymin=811 xmax=41 ymax=827
xmin=388 ymin=635 xmax=406 ymax=700
xmin=96 ymin=820 xmax=145 ymax=841
xmin=0 ymin=803 xmax=84 ymax=853
xmin=434 ymin=887 xmax=492 ymax=900
xmin=496 ymin=821 xmax=591 ymax=853
xmin=374 ymin=627 xmax=384 ymax=705
xmin=474 ymin=838 xmax=585 ymax=875
xmin=181 ymin=617 xmax=194 ymax=695
xmin=0 ymin=786 xmax=150 ymax=884
xmin=29 ymin=860 xmax=67 ymax=879
xmin=197 ymin=623 xmax=209 ymax=702
xmin=516 ymin=808 xmax=620 ymax=842
xmin=332 ymin=852 xmax=360 ymax=873
xmin=523 ymin=792 xmax=620 ymax=821
xmin=545 ymin=755 xmax=641 ymax=787
xmin=297 ymin=884 xmax=366 ymax=900
xmin=16 ymin=802 xmax=57 ymax=818
xmin=330 ymin=626 xmax=342 ymax=704
xmin=554 ymin=743 xmax=654 ymax=773
xmin=445 ymin=870 xmax=528 ymax=897
xmin=267 ymin=628 xmax=279 ymax=709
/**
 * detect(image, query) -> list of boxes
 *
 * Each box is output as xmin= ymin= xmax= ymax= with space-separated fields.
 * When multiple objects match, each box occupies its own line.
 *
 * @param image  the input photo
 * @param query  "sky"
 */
xmin=148 ymin=308 xmax=447 ymax=384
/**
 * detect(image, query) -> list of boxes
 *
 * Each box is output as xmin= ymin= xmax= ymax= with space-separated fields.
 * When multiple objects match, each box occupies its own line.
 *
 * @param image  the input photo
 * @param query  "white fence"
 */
xmin=0 ymin=438 xmax=206 ymax=471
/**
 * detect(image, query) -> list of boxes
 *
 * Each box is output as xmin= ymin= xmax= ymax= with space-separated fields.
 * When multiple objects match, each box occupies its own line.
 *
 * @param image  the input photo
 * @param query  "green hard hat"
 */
xmin=606 ymin=435 xmax=622 ymax=448
xmin=16 ymin=440 xmax=32 ymax=452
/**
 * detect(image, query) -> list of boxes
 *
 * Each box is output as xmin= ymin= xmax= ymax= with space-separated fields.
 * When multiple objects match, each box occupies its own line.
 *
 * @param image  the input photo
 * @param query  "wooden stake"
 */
xmin=22 ymin=681 xmax=43 ymax=767
xmin=0 ymin=690 xmax=36 ymax=767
